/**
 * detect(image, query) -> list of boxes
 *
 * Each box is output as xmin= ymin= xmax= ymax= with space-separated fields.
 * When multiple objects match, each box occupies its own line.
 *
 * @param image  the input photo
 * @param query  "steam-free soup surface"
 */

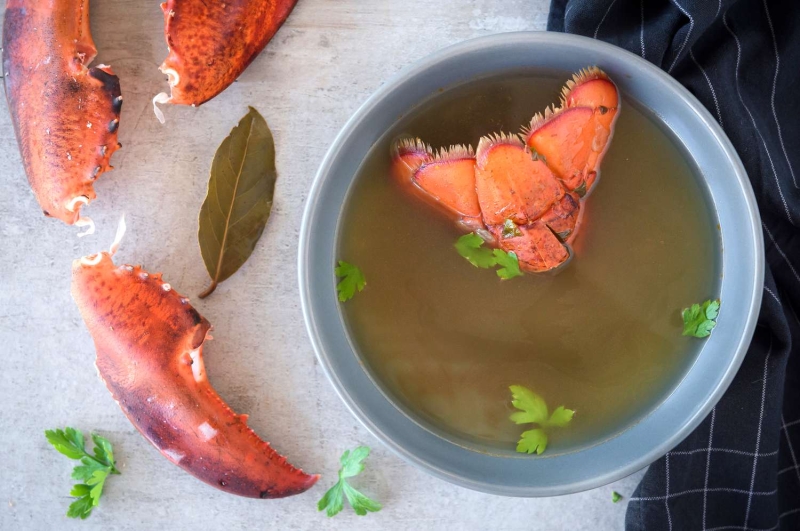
xmin=337 ymin=73 xmax=718 ymax=453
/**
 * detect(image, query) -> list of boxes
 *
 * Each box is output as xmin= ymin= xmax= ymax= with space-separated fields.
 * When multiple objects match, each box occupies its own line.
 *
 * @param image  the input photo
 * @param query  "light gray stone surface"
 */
xmin=0 ymin=1 xmax=644 ymax=529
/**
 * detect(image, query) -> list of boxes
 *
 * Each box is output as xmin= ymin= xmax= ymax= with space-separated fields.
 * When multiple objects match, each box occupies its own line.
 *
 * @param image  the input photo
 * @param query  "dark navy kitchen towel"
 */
xmin=549 ymin=1 xmax=800 ymax=529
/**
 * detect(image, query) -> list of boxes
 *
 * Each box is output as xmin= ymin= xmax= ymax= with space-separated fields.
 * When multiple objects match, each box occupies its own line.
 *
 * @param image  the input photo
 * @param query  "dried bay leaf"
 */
xmin=198 ymin=107 xmax=277 ymax=298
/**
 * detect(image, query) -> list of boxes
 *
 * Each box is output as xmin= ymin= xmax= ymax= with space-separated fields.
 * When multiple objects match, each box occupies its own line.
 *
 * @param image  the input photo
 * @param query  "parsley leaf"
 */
xmin=509 ymin=385 xmax=549 ymax=425
xmin=517 ymin=428 xmax=548 ymax=454
xmin=547 ymin=406 xmax=576 ymax=428
xmin=91 ymin=433 xmax=115 ymax=467
xmin=455 ymin=233 xmax=524 ymax=279
xmin=343 ymin=483 xmax=383 ymax=516
xmin=45 ymin=427 xmax=86 ymax=460
xmin=335 ymin=261 xmax=366 ymax=302
xmin=681 ymin=299 xmax=720 ymax=338
xmin=612 ymin=491 xmax=623 ymax=503
xmin=318 ymin=446 xmax=381 ymax=517
xmin=455 ymin=233 xmax=497 ymax=268
xmin=45 ymin=428 xmax=120 ymax=519
xmin=66 ymin=491 xmax=95 ymax=520
xmin=509 ymin=385 xmax=575 ymax=455
xmin=493 ymin=249 xmax=523 ymax=279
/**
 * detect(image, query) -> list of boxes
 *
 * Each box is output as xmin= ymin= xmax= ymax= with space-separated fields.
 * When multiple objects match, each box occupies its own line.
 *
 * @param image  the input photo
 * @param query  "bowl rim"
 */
xmin=298 ymin=31 xmax=764 ymax=496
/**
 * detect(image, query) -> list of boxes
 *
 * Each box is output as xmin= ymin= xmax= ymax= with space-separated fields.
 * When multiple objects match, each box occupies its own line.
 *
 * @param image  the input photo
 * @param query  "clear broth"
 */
xmin=337 ymin=72 xmax=719 ymax=453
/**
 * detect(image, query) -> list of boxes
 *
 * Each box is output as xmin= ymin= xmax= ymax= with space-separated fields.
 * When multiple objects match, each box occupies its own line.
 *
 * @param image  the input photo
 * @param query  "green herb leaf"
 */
xmin=91 ymin=433 xmax=117 ymax=471
xmin=45 ymin=428 xmax=86 ymax=460
xmin=72 ymin=458 xmax=107 ymax=483
xmin=547 ymin=406 xmax=576 ymax=428
xmin=335 ymin=261 xmax=366 ymax=302
xmin=455 ymin=233 xmax=523 ymax=279
xmin=517 ymin=428 xmax=548 ymax=454
xmin=612 ymin=491 xmax=623 ymax=503
xmin=343 ymin=482 xmax=382 ymax=516
xmin=87 ymin=471 xmax=109 ymax=504
xmin=66 ymin=494 xmax=94 ymax=520
xmin=339 ymin=445 xmax=370 ymax=477
xmin=509 ymin=385 xmax=549 ymax=425
xmin=509 ymin=385 xmax=574 ymax=455
xmin=318 ymin=482 xmax=345 ymax=517
xmin=455 ymin=233 xmax=497 ymax=269
xmin=46 ymin=427 xmax=119 ymax=519
xmin=705 ymin=299 xmax=721 ymax=320
xmin=682 ymin=299 xmax=720 ymax=338
xmin=493 ymin=249 xmax=523 ymax=279
xmin=318 ymin=446 xmax=381 ymax=517
xmin=198 ymin=106 xmax=277 ymax=298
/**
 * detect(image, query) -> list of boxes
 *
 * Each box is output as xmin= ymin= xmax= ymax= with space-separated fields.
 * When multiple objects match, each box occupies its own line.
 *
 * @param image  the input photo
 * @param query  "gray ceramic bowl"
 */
xmin=298 ymin=32 xmax=763 ymax=496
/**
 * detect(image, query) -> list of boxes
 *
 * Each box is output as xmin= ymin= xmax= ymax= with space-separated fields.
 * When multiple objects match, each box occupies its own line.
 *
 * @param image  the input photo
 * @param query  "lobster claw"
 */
xmin=523 ymin=67 xmax=620 ymax=195
xmin=3 ymin=0 xmax=122 ymax=230
xmin=71 ymin=237 xmax=319 ymax=498
xmin=154 ymin=0 xmax=298 ymax=120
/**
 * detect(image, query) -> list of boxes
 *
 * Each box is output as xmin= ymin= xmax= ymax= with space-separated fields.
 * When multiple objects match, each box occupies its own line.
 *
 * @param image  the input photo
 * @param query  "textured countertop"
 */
xmin=0 ymin=1 xmax=643 ymax=529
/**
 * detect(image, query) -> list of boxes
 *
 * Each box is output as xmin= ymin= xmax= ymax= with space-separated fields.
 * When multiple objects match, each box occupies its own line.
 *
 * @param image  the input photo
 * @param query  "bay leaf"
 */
xmin=197 ymin=107 xmax=277 ymax=298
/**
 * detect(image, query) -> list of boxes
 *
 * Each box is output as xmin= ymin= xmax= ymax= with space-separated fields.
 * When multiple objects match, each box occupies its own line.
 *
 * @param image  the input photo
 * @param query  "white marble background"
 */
xmin=0 ymin=1 xmax=643 ymax=529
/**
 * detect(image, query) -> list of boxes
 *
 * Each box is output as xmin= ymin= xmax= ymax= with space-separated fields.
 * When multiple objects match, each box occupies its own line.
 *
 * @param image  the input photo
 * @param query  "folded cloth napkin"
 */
xmin=548 ymin=1 xmax=800 ymax=529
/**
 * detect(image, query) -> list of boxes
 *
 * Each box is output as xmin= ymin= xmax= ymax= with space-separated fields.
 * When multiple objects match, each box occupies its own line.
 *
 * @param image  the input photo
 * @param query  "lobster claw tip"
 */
xmin=158 ymin=0 xmax=298 ymax=106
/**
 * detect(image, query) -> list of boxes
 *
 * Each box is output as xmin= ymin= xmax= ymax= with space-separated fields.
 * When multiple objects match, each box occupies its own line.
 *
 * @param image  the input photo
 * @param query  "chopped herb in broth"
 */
xmin=454 ymin=232 xmax=523 ymax=279
xmin=682 ymin=299 xmax=721 ymax=338
xmin=335 ymin=261 xmax=366 ymax=302
xmin=509 ymin=385 xmax=575 ymax=455
xmin=337 ymin=73 xmax=719 ymax=454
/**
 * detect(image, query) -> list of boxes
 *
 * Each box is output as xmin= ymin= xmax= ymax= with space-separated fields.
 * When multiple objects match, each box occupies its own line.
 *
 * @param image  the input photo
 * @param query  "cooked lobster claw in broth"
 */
xmin=523 ymin=67 xmax=619 ymax=194
xmin=3 ymin=0 xmax=122 ymax=232
xmin=154 ymin=0 xmax=299 ymax=121
xmin=392 ymin=139 xmax=484 ymax=232
xmin=71 ymin=224 xmax=318 ymax=498
xmin=390 ymin=67 xmax=619 ymax=273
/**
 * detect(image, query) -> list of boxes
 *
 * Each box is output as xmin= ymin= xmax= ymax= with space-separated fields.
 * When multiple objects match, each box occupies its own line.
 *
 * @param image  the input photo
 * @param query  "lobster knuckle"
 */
xmin=159 ymin=0 xmax=298 ymax=106
xmin=71 ymin=254 xmax=319 ymax=498
xmin=3 ymin=0 xmax=122 ymax=225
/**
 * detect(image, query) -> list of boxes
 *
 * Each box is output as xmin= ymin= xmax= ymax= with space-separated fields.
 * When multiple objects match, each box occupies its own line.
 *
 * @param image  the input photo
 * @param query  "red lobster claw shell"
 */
xmin=156 ymin=0 xmax=298 ymax=110
xmin=3 ymin=0 xmax=122 ymax=228
xmin=71 ymin=250 xmax=319 ymax=498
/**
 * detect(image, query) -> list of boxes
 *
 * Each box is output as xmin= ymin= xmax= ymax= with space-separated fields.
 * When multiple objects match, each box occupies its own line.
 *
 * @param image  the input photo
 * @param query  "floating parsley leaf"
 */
xmin=517 ymin=428 xmax=548 ymax=455
xmin=455 ymin=233 xmax=524 ymax=279
xmin=612 ymin=491 xmax=623 ymax=503
xmin=509 ymin=385 xmax=549 ymax=425
xmin=547 ymin=405 xmax=575 ymax=428
xmin=682 ymin=299 xmax=720 ymax=338
xmin=335 ymin=261 xmax=366 ymax=302
xmin=509 ymin=385 xmax=575 ymax=455
xmin=493 ymin=249 xmax=523 ymax=279
xmin=318 ymin=446 xmax=381 ymax=517
xmin=45 ymin=428 xmax=120 ymax=519
xmin=455 ymin=233 xmax=497 ymax=268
